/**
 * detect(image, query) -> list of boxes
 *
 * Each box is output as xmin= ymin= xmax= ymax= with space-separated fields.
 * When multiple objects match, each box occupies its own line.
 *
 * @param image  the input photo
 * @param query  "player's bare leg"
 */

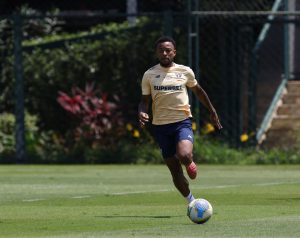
xmin=176 ymin=140 xmax=197 ymax=179
xmin=165 ymin=156 xmax=195 ymax=203
xmin=165 ymin=156 xmax=190 ymax=196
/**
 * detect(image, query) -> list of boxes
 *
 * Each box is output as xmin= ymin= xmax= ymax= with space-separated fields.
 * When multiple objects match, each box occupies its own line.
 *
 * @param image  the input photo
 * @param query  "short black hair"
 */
xmin=154 ymin=36 xmax=176 ymax=49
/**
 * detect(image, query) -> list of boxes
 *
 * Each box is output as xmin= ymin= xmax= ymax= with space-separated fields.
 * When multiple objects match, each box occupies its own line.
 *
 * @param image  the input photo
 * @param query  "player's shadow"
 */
xmin=96 ymin=215 xmax=181 ymax=219
xmin=270 ymin=197 xmax=300 ymax=201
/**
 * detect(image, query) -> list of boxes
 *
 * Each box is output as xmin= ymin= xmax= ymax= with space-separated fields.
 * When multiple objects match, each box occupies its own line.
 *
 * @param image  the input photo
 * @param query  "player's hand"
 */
xmin=210 ymin=111 xmax=222 ymax=130
xmin=139 ymin=112 xmax=149 ymax=128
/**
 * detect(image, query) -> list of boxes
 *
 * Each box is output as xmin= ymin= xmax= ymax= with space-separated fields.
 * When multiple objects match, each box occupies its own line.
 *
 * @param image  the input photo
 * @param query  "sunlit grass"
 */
xmin=0 ymin=165 xmax=299 ymax=237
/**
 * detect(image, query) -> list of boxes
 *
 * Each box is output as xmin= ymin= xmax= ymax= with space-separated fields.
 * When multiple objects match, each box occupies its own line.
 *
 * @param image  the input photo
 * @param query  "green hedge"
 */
xmin=1 ymin=13 xmax=300 ymax=165
xmin=1 ymin=116 xmax=300 ymax=164
xmin=193 ymin=135 xmax=300 ymax=165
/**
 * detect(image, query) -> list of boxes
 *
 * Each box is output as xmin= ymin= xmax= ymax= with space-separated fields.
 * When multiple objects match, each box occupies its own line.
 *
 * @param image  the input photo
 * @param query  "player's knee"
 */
xmin=177 ymin=151 xmax=193 ymax=166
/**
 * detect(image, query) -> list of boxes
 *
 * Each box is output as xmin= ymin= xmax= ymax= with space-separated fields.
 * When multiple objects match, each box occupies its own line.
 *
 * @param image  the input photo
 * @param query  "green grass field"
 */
xmin=0 ymin=165 xmax=299 ymax=238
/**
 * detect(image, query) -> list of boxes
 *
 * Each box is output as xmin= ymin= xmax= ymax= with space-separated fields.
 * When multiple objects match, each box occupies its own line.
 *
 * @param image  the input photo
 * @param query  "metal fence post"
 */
xmin=126 ymin=0 xmax=137 ymax=27
xmin=187 ymin=0 xmax=200 ymax=134
xmin=249 ymin=49 xmax=258 ymax=145
xmin=13 ymin=13 xmax=26 ymax=163
xmin=284 ymin=0 xmax=291 ymax=80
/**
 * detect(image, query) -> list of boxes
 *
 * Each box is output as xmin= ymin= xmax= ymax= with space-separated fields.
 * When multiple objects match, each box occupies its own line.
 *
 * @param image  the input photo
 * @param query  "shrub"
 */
xmin=19 ymin=17 xmax=163 ymax=135
xmin=193 ymin=134 xmax=246 ymax=164
xmin=57 ymin=82 xmax=123 ymax=145
xmin=0 ymin=112 xmax=67 ymax=163
xmin=193 ymin=134 xmax=300 ymax=165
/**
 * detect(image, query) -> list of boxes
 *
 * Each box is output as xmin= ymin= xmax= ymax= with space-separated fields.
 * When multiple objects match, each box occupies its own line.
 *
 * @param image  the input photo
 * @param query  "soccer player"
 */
xmin=138 ymin=36 xmax=222 ymax=204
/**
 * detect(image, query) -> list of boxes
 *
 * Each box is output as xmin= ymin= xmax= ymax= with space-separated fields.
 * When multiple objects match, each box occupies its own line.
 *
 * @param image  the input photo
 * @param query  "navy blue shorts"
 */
xmin=153 ymin=118 xmax=194 ymax=159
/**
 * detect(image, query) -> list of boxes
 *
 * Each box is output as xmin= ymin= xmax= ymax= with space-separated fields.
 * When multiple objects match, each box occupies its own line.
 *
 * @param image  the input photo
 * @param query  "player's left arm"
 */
xmin=190 ymin=84 xmax=223 ymax=130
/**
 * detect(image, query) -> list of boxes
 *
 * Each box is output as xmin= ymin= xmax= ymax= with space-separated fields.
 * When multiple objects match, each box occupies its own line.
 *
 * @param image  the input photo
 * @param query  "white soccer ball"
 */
xmin=187 ymin=198 xmax=213 ymax=224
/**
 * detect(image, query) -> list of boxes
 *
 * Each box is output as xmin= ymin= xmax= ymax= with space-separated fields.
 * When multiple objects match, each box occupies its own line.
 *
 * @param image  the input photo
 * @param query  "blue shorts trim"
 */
xmin=153 ymin=118 xmax=194 ymax=159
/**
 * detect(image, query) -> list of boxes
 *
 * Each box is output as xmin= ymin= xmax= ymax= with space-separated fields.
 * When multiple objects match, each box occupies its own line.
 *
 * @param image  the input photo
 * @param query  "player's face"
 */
xmin=156 ymin=42 xmax=176 ymax=67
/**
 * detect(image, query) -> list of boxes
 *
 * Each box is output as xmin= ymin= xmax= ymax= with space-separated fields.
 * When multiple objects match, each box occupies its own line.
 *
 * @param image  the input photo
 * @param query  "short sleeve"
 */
xmin=141 ymin=73 xmax=151 ymax=95
xmin=186 ymin=67 xmax=198 ymax=88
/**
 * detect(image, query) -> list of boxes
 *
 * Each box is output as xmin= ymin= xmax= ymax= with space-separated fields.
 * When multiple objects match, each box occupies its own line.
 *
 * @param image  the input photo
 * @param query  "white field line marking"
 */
xmin=22 ymin=198 xmax=46 ymax=202
xmin=20 ymin=181 xmax=299 ymax=202
xmin=254 ymin=181 xmax=298 ymax=186
xmin=109 ymin=181 xmax=300 ymax=195
xmin=202 ymin=184 xmax=241 ymax=189
xmin=71 ymin=195 xmax=91 ymax=199
xmin=110 ymin=189 xmax=174 ymax=196
xmin=196 ymin=181 xmax=300 ymax=190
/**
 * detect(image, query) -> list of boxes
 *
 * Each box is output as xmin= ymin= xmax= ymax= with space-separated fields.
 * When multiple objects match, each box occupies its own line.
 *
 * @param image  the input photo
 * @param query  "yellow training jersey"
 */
xmin=141 ymin=63 xmax=198 ymax=125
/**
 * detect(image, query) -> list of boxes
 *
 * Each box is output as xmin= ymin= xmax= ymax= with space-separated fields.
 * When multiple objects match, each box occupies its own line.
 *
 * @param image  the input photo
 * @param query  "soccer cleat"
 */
xmin=186 ymin=161 xmax=197 ymax=179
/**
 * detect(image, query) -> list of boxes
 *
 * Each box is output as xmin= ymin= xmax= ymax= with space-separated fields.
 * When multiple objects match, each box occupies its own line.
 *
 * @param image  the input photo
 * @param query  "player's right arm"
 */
xmin=138 ymin=95 xmax=151 ymax=128
xmin=139 ymin=70 xmax=152 ymax=128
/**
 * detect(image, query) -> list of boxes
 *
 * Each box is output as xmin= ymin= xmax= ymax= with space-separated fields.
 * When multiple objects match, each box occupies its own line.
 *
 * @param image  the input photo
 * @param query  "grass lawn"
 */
xmin=0 ymin=165 xmax=299 ymax=237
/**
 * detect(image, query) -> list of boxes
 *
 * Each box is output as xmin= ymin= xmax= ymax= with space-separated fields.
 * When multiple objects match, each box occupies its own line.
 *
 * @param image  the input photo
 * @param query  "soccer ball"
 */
xmin=187 ymin=198 xmax=213 ymax=224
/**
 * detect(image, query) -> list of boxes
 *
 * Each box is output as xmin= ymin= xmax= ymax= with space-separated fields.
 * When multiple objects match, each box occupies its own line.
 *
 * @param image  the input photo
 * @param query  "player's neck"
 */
xmin=159 ymin=62 xmax=175 ymax=68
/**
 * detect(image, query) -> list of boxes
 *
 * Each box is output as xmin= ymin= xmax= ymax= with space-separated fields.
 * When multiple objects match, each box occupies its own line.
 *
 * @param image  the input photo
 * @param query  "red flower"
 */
xmin=57 ymin=83 xmax=122 ymax=140
xmin=57 ymin=92 xmax=83 ymax=114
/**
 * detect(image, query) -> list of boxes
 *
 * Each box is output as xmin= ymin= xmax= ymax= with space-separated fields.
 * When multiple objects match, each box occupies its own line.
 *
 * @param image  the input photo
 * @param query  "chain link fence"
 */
xmin=187 ymin=0 xmax=299 ymax=147
xmin=1 ymin=0 xmax=299 ymax=162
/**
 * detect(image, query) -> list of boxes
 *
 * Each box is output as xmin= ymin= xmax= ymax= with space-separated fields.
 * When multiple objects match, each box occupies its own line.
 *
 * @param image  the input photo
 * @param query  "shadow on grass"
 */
xmin=270 ymin=197 xmax=300 ymax=201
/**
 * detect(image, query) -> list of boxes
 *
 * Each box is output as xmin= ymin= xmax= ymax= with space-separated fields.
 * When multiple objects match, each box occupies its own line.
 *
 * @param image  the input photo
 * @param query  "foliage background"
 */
xmin=1 ymin=1 xmax=300 ymax=164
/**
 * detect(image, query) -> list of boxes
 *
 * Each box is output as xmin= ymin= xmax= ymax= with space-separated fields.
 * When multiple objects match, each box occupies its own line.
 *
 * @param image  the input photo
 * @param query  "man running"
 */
xmin=138 ymin=36 xmax=222 ymax=204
